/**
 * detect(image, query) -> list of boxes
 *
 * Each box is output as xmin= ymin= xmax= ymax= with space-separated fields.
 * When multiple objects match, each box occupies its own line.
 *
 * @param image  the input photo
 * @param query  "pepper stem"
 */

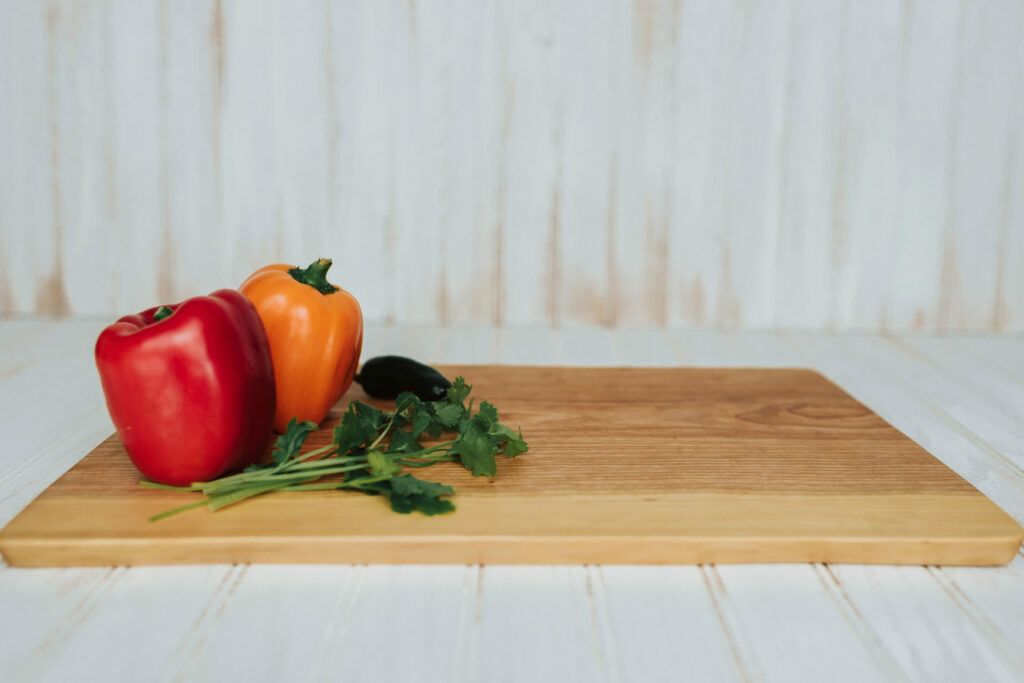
xmin=153 ymin=306 xmax=174 ymax=322
xmin=288 ymin=258 xmax=340 ymax=295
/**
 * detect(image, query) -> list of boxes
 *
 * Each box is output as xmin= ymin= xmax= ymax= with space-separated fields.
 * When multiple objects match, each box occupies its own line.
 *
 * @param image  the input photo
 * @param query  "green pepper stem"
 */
xmin=287 ymin=258 xmax=340 ymax=294
xmin=153 ymin=306 xmax=174 ymax=322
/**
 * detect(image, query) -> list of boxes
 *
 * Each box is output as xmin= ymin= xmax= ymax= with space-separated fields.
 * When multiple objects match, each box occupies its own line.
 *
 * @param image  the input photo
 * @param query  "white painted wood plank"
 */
xmin=709 ymin=564 xmax=907 ymax=682
xmin=0 ymin=567 xmax=128 ymax=677
xmin=361 ymin=322 xmax=444 ymax=365
xmin=610 ymin=327 xmax=678 ymax=367
xmin=664 ymin=0 xmax=732 ymax=329
xmin=3 ymin=2 xmax=1024 ymax=332
xmin=0 ymin=320 xmax=112 ymax=527
xmin=106 ymin=0 xmax=163 ymax=313
xmin=947 ymin=337 xmax=1024 ymax=384
xmin=554 ymin=325 xmax=619 ymax=366
xmin=996 ymin=2 xmax=1024 ymax=333
xmin=826 ymin=562 xmax=1024 ymax=682
xmin=45 ymin=2 xmax=118 ymax=315
xmin=436 ymin=325 xmax=501 ymax=365
xmin=887 ymin=0 xmax=961 ymax=331
xmin=436 ymin=0 xmax=506 ymax=325
xmin=675 ymin=0 xmax=790 ymax=329
xmin=770 ymin=0 xmax=844 ymax=330
xmin=937 ymin=557 xmax=1024 ymax=673
xmin=896 ymin=336 xmax=1024 ymax=446
xmin=157 ymin=0 xmax=227 ymax=304
xmin=598 ymin=566 xmax=744 ymax=682
xmin=501 ymin=0 xmax=565 ymax=326
xmin=388 ymin=0 xmax=446 ymax=326
xmin=936 ymin=0 xmax=1023 ymax=332
xmin=264 ymin=0 xmax=334 ymax=274
xmin=165 ymin=565 xmax=470 ymax=683
xmin=3 ymin=565 xmax=234 ymax=683
xmin=560 ymin=0 xmax=616 ymax=325
xmin=495 ymin=324 xmax=564 ymax=366
xmin=0 ymin=3 xmax=62 ymax=314
xmin=470 ymin=566 xmax=615 ymax=683
xmin=837 ymin=0 xmax=904 ymax=331
xmin=321 ymin=0 xmax=401 ymax=323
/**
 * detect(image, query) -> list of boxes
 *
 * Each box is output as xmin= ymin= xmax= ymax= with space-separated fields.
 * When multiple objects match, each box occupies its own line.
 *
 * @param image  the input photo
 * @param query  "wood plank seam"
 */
xmin=302 ymin=566 xmax=367 ymax=682
xmin=170 ymin=564 xmax=247 ymax=682
xmin=584 ymin=566 xmax=622 ymax=681
xmin=699 ymin=565 xmax=759 ymax=683
xmin=812 ymin=564 xmax=910 ymax=682
xmin=926 ymin=566 xmax=1024 ymax=674
xmin=446 ymin=566 xmax=480 ymax=683
xmin=13 ymin=566 xmax=126 ymax=680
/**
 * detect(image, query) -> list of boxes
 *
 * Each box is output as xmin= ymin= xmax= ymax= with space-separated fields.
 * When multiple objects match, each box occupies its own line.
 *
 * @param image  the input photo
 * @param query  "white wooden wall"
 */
xmin=1 ymin=0 xmax=1022 ymax=332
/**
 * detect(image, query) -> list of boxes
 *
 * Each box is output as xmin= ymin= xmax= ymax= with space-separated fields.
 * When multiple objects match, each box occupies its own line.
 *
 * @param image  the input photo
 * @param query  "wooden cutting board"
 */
xmin=1 ymin=366 xmax=1021 ymax=567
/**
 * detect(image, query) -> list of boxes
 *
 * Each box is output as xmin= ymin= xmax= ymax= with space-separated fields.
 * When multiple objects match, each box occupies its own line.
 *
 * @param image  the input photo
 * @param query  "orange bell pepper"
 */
xmin=240 ymin=258 xmax=363 ymax=432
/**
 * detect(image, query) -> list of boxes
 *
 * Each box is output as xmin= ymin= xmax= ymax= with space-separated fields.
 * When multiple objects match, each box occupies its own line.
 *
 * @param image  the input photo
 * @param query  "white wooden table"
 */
xmin=1 ymin=318 xmax=1022 ymax=682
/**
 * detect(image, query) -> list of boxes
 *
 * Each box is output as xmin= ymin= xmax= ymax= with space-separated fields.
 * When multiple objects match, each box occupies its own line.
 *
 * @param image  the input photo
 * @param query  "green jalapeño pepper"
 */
xmin=95 ymin=289 xmax=276 ymax=486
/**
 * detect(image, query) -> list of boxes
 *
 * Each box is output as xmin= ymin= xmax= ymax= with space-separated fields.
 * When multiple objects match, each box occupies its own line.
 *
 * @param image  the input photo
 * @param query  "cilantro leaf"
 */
xmin=367 ymin=450 xmax=403 ymax=477
xmin=504 ymin=428 xmax=529 ymax=457
xmin=353 ymin=401 xmax=385 ymax=431
xmin=387 ymin=428 xmax=423 ymax=454
xmin=387 ymin=474 xmax=456 ymax=515
xmin=451 ymin=418 xmax=498 ymax=477
xmin=394 ymin=391 xmax=419 ymax=414
xmin=446 ymin=376 xmax=472 ymax=406
xmin=333 ymin=410 xmax=373 ymax=454
xmin=411 ymin=410 xmax=433 ymax=439
xmin=272 ymin=419 xmax=319 ymax=465
xmin=477 ymin=400 xmax=499 ymax=425
xmin=390 ymin=474 xmax=455 ymax=497
xmin=491 ymin=423 xmax=519 ymax=441
xmin=432 ymin=402 xmax=464 ymax=429
xmin=333 ymin=400 xmax=389 ymax=454
xmin=389 ymin=494 xmax=455 ymax=515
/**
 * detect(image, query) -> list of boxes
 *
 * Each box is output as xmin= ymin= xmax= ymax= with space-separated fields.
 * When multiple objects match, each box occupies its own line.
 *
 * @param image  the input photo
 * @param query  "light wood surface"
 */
xmin=3 ymin=321 xmax=1024 ymax=682
xmin=2 ymin=366 xmax=1019 ymax=567
xmin=2 ymin=2 xmax=1023 ymax=333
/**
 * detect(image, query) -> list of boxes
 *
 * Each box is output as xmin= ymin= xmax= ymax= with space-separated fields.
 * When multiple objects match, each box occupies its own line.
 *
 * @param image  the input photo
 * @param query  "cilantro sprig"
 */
xmin=142 ymin=377 xmax=528 ymax=521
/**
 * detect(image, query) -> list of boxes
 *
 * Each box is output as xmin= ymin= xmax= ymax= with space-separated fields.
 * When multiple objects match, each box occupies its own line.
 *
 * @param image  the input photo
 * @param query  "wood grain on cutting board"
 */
xmin=1 ymin=366 xmax=1020 ymax=567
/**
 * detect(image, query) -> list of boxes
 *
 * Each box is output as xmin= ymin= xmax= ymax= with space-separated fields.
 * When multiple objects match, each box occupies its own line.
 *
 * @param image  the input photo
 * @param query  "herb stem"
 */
xmin=292 ymin=443 xmax=337 ymax=464
xmin=198 ymin=464 xmax=368 ymax=494
xmin=140 ymin=480 xmax=195 ymax=492
xmin=284 ymin=454 xmax=369 ymax=472
xmin=147 ymin=498 xmax=214 ymax=522
xmin=368 ymin=412 xmax=398 ymax=450
xmin=399 ymin=456 xmax=457 ymax=467
xmin=207 ymin=479 xmax=311 ymax=511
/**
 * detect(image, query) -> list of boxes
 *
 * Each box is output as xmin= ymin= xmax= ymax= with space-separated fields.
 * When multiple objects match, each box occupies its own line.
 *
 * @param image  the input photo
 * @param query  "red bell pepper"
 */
xmin=95 ymin=289 xmax=276 ymax=486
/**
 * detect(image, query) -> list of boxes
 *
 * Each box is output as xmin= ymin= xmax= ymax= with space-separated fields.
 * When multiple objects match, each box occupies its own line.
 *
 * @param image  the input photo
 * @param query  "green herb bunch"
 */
xmin=142 ymin=378 xmax=528 ymax=521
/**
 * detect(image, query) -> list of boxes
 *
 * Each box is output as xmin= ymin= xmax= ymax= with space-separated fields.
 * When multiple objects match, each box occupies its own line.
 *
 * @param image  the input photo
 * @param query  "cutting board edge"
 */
xmin=2 ymin=532 xmax=1020 ymax=568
